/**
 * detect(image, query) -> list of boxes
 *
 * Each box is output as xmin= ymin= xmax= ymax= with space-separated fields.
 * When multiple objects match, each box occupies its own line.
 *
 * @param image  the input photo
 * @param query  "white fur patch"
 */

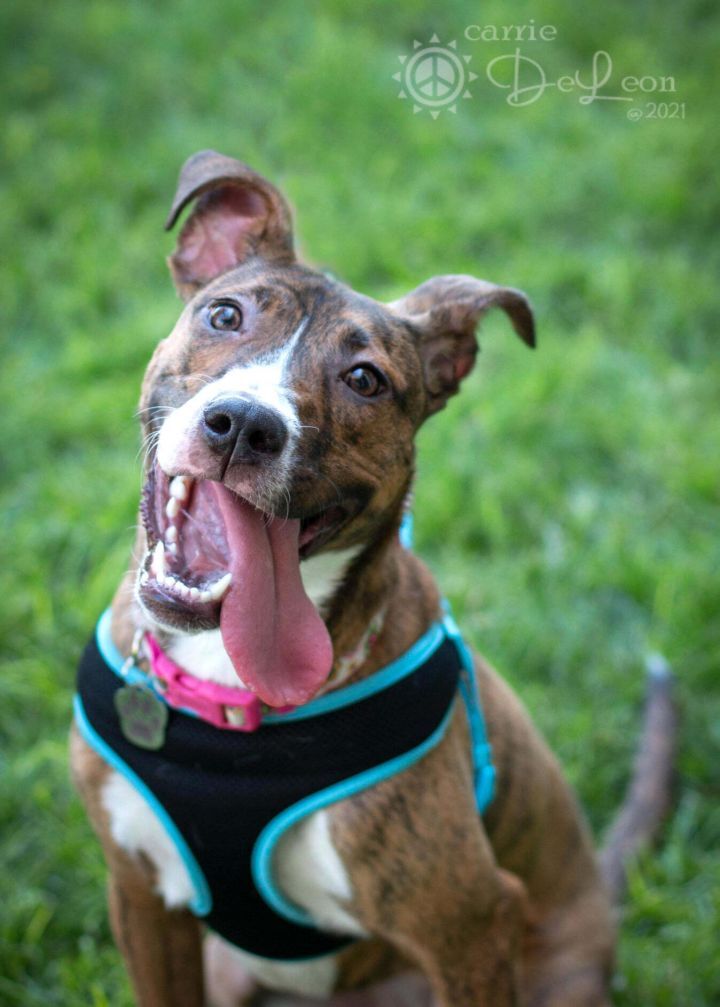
xmin=101 ymin=771 xmax=195 ymax=909
xmin=165 ymin=628 xmax=244 ymax=688
xmin=276 ymin=810 xmax=366 ymax=938
xmin=300 ymin=547 xmax=360 ymax=610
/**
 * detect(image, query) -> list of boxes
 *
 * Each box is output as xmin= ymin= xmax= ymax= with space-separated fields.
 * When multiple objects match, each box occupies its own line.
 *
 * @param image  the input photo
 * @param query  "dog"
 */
xmin=71 ymin=150 xmax=674 ymax=1007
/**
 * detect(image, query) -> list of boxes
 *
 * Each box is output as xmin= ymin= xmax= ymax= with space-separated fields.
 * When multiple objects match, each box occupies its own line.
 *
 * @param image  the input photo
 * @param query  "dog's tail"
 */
xmin=598 ymin=655 xmax=679 ymax=904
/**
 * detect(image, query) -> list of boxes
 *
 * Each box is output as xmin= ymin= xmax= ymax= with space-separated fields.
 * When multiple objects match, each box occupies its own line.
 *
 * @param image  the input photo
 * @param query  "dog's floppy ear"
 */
xmin=388 ymin=274 xmax=535 ymax=417
xmin=165 ymin=150 xmax=295 ymax=300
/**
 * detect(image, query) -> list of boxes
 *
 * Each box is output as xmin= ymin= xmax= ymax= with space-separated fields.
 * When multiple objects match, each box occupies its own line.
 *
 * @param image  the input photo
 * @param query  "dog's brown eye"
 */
xmin=209 ymin=302 xmax=243 ymax=331
xmin=343 ymin=365 xmax=384 ymax=397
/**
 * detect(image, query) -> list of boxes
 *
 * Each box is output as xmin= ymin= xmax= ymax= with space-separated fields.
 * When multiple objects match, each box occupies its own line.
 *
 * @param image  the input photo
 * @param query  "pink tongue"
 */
xmin=211 ymin=483 xmax=334 ymax=708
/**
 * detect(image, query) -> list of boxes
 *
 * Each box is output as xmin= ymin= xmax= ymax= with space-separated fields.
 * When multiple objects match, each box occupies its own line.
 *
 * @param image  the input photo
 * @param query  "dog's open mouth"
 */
xmin=138 ymin=462 xmax=343 ymax=707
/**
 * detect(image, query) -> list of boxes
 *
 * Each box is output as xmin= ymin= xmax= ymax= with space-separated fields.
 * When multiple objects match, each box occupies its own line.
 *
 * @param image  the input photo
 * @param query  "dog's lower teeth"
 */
xmin=147 ymin=540 xmax=231 ymax=607
xmin=209 ymin=572 xmax=232 ymax=601
xmin=166 ymin=497 xmax=180 ymax=519
xmin=160 ymin=574 xmax=190 ymax=599
xmin=165 ymin=525 xmax=178 ymax=544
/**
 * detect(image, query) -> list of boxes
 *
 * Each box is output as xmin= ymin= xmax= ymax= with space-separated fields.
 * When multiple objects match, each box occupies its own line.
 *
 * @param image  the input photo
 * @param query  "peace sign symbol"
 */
xmin=405 ymin=46 xmax=466 ymax=108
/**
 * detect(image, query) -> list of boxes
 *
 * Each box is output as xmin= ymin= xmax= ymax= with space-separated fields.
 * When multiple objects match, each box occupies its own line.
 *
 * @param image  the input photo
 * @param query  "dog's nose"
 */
xmin=202 ymin=396 xmax=289 ymax=465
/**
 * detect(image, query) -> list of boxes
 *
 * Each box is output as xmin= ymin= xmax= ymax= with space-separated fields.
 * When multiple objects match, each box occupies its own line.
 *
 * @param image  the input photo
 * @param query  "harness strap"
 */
xmin=442 ymin=608 xmax=496 ymax=812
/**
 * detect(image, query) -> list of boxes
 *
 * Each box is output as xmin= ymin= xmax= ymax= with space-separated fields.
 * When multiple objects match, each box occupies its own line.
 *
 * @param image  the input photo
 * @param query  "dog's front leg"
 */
xmin=332 ymin=717 xmax=526 ymax=1007
xmin=71 ymin=726 xmax=204 ymax=1007
xmin=106 ymin=866 xmax=204 ymax=1007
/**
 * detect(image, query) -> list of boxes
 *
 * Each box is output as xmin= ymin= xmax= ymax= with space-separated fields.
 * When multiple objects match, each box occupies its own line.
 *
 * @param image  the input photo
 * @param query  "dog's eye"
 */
xmin=208 ymin=302 xmax=243 ymax=331
xmin=343 ymin=365 xmax=385 ymax=398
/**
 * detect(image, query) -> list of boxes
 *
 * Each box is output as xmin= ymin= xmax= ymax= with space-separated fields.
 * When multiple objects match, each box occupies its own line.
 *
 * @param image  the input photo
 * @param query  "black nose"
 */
xmin=202 ymin=396 xmax=289 ymax=466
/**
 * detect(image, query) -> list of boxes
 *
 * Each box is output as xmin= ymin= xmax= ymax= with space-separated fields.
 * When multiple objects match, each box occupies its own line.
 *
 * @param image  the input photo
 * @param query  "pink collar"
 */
xmin=143 ymin=607 xmax=385 ymax=733
xmin=145 ymin=634 xmax=294 ymax=732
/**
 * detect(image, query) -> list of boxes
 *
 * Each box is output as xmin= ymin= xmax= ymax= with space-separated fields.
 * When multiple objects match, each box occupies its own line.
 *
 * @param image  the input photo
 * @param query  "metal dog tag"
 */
xmin=114 ymin=685 xmax=168 ymax=750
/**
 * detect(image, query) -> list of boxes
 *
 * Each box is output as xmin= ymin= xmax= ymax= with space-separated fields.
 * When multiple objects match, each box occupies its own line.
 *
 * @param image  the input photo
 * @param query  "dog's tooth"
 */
xmin=189 ymin=587 xmax=201 ymax=600
xmin=169 ymin=476 xmax=189 ymax=501
xmin=166 ymin=542 xmax=178 ymax=556
xmin=209 ymin=572 xmax=232 ymax=601
xmin=151 ymin=541 xmax=166 ymax=578
xmin=166 ymin=497 xmax=180 ymax=519
xmin=199 ymin=588 xmax=213 ymax=603
xmin=165 ymin=525 xmax=178 ymax=543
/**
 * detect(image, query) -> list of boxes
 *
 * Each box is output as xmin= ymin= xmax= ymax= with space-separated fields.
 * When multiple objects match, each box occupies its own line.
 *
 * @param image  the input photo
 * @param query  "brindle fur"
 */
xmin=72 ymin=150 xmax=635 ymax=1007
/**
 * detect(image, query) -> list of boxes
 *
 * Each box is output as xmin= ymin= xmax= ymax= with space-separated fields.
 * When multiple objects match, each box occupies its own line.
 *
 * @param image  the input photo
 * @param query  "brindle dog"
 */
xmin=71 ymin=151 xmax=675 ymax=1007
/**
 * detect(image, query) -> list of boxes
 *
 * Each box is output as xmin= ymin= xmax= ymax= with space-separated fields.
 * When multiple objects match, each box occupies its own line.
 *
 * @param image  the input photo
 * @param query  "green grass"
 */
xmin=1 ymin=0 xmax=719 ymax=1003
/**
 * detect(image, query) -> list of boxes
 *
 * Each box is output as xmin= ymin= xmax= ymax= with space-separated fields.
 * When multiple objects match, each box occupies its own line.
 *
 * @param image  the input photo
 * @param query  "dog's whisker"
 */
xmin=185 ymin=373 xmax=222 ymax=390
xmin=281 ymin=487 xmax=291 ymax=524
xmin=136 ymin=430 xmax=162 ymax=466
xmin=136 ymin=405 xmax=175 ymax=418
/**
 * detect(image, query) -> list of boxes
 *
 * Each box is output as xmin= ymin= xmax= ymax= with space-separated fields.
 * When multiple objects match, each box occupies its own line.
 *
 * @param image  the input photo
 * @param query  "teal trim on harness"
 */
xmin=442 ymin=609 xmax=496 ymax=811
xmin=73 ymin=693 xmax=212 ymax=916
xmin=399 ymin=510 xmax=414 ymax=549
xmin=252 ymin=703 xmax=456 ymax=927
xmin=97 ymin=609 xmax=124 ymax=668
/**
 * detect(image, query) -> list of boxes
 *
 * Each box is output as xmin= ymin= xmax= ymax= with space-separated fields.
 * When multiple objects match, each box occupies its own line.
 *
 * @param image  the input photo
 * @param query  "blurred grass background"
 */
xmin=1 ymin=0 xmax=719 ymax=1003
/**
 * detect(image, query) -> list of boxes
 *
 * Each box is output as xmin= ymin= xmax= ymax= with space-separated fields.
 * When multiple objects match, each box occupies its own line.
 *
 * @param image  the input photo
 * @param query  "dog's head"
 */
xmin=137 ymin=150 xmax=535 ymax=706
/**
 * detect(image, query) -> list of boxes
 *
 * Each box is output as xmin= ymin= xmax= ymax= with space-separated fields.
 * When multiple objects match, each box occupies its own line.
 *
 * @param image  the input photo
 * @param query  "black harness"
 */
xmin=75 ymin=611 xmax=494 ymax=960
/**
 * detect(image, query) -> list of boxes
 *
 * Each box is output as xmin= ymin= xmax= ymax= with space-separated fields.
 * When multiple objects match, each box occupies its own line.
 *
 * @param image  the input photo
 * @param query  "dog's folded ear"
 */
xmin=388 ymin=274 xmax=535 ymax=417
xmin=165 ymin=150 xmax=295 ymax=300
